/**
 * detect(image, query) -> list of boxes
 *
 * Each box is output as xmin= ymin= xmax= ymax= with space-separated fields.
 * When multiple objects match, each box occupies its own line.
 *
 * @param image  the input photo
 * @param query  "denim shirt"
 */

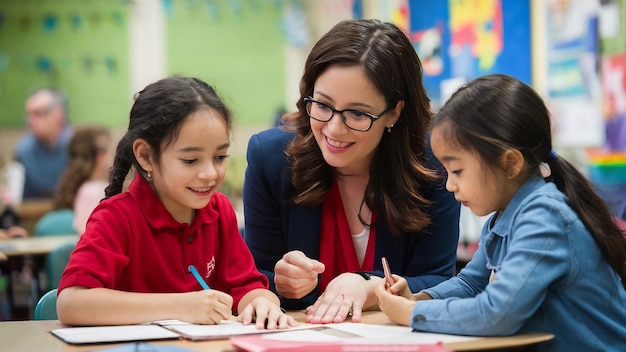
xmin=414 ymin=175 xmax=626 ymax=352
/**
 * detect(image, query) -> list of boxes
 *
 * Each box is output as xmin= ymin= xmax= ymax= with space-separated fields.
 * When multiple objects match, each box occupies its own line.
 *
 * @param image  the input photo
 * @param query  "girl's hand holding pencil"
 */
xmin=376 ymin=257 xmax=433 ymax=326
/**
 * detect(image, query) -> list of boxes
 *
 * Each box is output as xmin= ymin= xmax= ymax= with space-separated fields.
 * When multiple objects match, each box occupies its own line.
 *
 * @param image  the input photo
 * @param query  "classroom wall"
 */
xmin=0 ymin=0 xmax=131 ymax=128
xmin=1 ymin=0 xmax=624 ymax=202
xmin=2 ymin=0 xmax=624 ymax=131
xmin=0 ymin=0 xmax=287 ymax=128
xmin=164 ymin=0 xmax=286 ymax=128
xmin=0 ymin=0 xmax=288 ymax=195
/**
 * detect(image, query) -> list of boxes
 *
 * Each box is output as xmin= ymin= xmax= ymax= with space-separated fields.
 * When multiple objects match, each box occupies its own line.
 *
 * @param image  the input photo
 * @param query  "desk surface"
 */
xmin=2 ymin=312 xmax=553 ymax=352
xmin=16 ymin=199 xmax=53 ymax=222
xmin=0 ymin=234 xmax=78 ymax=256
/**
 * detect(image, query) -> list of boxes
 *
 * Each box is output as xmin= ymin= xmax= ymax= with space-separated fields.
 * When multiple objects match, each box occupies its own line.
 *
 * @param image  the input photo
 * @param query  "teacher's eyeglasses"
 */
xmin=304 ymin=97 xmax=391 ymax=132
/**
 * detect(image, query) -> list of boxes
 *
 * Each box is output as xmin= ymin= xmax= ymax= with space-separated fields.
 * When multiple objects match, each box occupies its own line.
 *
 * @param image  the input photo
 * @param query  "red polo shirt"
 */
xmin=58 ymin=175 xmax=268 ymax=312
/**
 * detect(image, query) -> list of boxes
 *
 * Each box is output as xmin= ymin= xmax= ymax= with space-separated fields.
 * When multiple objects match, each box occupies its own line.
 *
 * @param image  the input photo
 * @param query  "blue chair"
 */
xmin=32 ymin=209 xmax=77 ymax=306
xmin=34 ymin=288 xmax=58 ymax=320
xmin=45 ymin=242 xmax=75 ymax=290
xmin=34 ymin=209 xmax=77 ymax=236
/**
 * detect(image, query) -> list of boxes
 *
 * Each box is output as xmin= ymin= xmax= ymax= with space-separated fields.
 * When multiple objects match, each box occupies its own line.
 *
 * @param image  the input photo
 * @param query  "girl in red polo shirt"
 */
xmin=57 ymin=76 xmax=297 ymax=329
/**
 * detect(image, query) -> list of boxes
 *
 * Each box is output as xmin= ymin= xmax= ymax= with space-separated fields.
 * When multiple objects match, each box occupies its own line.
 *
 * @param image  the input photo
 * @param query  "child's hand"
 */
xmin=387 ymin=275 xmax=414 ymax=300
xmin=181 ymin=290 xmax=233 ymax=325
xmin=374 ymin=279 xmax=415 ymax=326
xmin=237 ymin=296 xmax=299 ymax=329
xmin=6 ymin=226 xmax=28 ymax=238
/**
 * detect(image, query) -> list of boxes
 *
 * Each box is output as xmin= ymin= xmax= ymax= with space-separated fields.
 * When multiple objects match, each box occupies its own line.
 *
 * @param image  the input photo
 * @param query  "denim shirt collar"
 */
xmin=490 ymin=175 xmax=547 ymax=235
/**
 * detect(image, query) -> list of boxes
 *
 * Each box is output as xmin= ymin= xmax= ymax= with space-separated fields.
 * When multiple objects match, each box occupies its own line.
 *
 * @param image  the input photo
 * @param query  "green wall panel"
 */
xmin=600 ymin=0 xmax=626 ymax=55
xmin=0 ymin=0 xmax=131 ymax=128
xmin=165 ymin=0 xmax=286 ymax=126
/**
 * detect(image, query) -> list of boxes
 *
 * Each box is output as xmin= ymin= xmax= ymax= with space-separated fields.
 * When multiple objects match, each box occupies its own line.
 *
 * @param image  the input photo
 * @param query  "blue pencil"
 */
xmin=188 ymin=265 xmax=211 ymax=290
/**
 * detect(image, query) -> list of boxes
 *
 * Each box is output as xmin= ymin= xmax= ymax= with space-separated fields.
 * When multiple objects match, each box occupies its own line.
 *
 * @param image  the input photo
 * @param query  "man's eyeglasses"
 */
xmin=303 ymin=97 xmax=390 ymax=132
xmin=27 ymin=105 xmax=54 ymax=119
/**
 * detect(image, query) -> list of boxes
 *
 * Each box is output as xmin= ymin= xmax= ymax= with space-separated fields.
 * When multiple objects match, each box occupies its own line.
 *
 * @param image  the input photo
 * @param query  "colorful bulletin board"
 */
xmin=0 ymin=0 xmax=131 ymax=128
xmin=163 ymin=0 xmax=286 ymax=126
xmin=544 ymin=0 xmax=605 ymax=148
xmin=600 ymin=0 xmax=626 ymax=121
xmin=407 ymin=0 xmax=531 ymax=106
xmin=600 ymin=0 xmax=626 ymax=56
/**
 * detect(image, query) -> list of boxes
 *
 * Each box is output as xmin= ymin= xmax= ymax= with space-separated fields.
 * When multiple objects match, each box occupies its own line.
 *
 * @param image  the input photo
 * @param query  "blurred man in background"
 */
xmin=13 ymin=88 xmax=72 ymax=199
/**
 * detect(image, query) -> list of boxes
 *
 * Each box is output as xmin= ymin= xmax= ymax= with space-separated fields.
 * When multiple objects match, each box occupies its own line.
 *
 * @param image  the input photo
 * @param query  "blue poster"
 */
xmin=409 ymin=0 xmax=531 ymax=105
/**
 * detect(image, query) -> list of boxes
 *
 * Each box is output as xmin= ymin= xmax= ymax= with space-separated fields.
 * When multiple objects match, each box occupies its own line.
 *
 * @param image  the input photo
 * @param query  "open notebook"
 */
xmin=50 ymin=319 xmax=315 ymax=345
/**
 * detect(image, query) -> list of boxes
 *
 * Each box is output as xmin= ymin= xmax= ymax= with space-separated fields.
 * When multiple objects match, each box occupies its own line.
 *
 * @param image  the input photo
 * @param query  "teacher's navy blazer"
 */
xmin=243 ymin=127 xmax=460 ymax=309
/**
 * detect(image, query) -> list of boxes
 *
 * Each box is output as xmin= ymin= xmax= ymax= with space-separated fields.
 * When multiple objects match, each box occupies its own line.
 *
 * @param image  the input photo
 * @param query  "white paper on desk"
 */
xmin=257 ymin=323 xmax=479 ymax=344
xmin=153 ymin=319 xmax=318 ymax=341
xmin=0 ymin=243 xmax=16 ymax=251
xmin=50 ymin=325 xmax=181 ymax=345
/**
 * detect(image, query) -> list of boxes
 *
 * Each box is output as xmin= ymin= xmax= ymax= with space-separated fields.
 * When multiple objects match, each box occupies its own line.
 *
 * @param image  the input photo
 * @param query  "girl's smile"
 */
xmin=188 ymin=185 xmax=214 ymax=196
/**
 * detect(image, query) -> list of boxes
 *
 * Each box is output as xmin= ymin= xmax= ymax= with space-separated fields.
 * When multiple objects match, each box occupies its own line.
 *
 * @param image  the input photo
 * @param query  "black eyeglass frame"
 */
xmin=303 ymin=97 xmax=391 ymax=132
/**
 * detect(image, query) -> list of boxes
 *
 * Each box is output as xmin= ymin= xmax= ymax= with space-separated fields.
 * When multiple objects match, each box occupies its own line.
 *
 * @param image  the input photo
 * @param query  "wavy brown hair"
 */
xmin=432 ymin=74 xmax=626 ymax=289
xmin=283 ymin=19 xmax=437 ymax=236
xmin=53 ymin=125 xmax=110 ymax=209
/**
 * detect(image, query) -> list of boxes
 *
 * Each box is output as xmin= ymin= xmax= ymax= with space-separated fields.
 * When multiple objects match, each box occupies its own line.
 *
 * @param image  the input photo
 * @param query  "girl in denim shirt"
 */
xmin=376 ymin=74 xmax=626 ymax=351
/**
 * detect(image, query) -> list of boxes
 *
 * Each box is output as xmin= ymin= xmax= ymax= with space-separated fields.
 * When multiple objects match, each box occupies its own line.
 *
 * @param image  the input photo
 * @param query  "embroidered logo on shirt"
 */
xmin=206 ymin=256 xmax=216 ymax=279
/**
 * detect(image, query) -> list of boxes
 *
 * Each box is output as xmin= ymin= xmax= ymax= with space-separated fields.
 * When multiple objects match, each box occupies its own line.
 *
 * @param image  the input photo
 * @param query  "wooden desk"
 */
xmin=1 ymin=312 xmax=553 ymax=352
xmin=0 ymin=235 xmax=78 ymax=257
xmin=0 ymin=235 xmax=79 ymax=318
xmin=16 ymin=199 xmax=53 ymax=222
xmin=15 ymin=199 xmax=54 ymax=236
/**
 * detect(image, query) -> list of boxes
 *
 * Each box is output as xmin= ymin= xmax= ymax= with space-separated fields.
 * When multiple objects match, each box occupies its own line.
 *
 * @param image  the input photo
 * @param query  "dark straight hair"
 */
xmin=105 ymin=76 xmax=232 ymax=198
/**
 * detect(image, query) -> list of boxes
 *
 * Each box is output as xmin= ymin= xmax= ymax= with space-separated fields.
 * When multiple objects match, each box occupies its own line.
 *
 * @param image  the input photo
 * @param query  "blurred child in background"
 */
xmin=0 ymin=155 xmax=28 ymax=239
xmin=53 ymin=125 xmax=113 ymax=234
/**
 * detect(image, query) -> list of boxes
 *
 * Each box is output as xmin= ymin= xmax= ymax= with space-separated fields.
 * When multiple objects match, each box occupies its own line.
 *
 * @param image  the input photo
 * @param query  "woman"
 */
xmin=243 ymin=19 xmax=460 ymax=324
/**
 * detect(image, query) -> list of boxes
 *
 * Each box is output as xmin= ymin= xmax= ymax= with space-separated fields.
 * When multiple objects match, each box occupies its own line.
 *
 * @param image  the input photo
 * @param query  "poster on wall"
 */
xmin=602 ymin=53 xmax=626 ymax=151
xmin=545 ymin=0 xmax=604 ymax=148
xmin=408 ymin=0 xmax=532 ymax=108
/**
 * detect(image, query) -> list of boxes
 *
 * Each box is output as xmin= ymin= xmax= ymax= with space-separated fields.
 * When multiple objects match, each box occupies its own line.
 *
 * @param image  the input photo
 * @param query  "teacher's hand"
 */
xmin=305 ymin=272 xmax=379 ymax=324
xmin=274 ymin=250 xmax=325 ymax=299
